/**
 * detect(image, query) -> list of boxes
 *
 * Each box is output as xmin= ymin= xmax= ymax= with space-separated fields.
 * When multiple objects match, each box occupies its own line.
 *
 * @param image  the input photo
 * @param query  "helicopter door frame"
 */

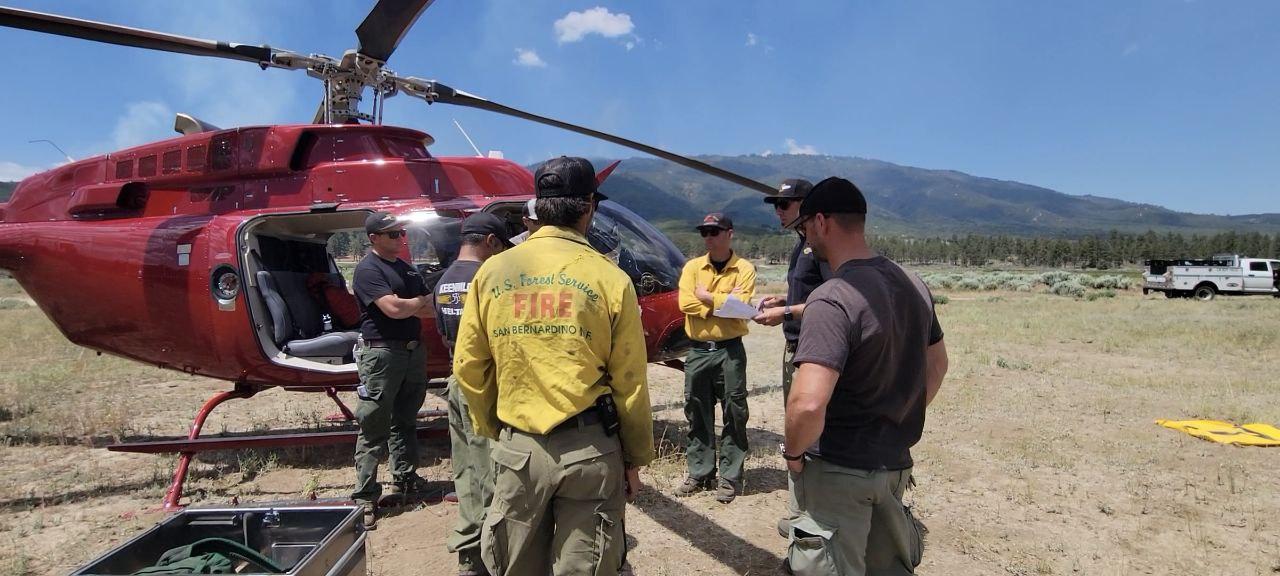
xmin=237 ymin=209 xmax=372 ymax=375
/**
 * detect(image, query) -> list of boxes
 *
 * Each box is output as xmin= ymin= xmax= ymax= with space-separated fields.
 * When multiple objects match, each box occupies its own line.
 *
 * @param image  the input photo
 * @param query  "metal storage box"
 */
xmin=71 ymin=504 xmax=366 ymax=576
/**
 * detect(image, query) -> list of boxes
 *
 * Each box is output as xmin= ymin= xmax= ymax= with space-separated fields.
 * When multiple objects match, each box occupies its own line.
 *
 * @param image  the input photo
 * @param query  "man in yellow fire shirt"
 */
xmin=675 ymin=212 xmax=756 ymax=504
xmin=453 ymin=156 xmax=653 ymax=576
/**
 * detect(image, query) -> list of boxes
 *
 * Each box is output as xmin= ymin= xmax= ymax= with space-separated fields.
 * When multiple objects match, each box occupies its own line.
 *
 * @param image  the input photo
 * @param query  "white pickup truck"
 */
xmin=1143 ymin=254 xmax=1280 ymax=301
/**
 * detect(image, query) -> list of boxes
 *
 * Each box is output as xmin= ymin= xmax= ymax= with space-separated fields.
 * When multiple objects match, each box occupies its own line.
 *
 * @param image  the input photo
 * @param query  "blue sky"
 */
xmin=1 ymin=0 xmax=1277 ymax=215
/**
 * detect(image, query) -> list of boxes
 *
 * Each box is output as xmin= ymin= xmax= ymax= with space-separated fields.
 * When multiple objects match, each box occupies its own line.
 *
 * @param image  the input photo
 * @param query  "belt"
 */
xmin=549 ymin=406 xmax=602 ymax=434
xmin=364 ymin=339 xmax=420 ymax=350
xmin=690 ymin=336 xmax=742 ymax=351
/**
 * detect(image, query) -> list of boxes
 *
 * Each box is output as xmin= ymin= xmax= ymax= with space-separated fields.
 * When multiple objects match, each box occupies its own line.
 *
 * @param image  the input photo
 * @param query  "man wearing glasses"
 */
xmin=753 ymin=179 xmax=828 ymax=534
xmin=754 ymin=179 xmax=827 ymax=403
xmin=781 ymin=178 xmax=947 ymax=575
xmin=675 ymin=212 xmax=757 ymax=503
xmin=350 ymin=211 xmax=435 ymax=528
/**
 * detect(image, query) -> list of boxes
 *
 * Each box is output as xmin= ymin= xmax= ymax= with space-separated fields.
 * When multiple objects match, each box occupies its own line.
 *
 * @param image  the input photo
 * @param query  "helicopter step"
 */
xmin=105 ymin=385 xmax=448 ymax=510
xmin=105 ymin=423 xmax=447 ymax=455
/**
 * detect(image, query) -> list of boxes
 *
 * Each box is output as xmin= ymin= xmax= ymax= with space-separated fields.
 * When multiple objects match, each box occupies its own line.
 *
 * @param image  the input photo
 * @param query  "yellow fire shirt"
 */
xmin=453 ymin=225 xmax=655 ymax=467
xmin=678 ymin=253 xmax=757 ymax=342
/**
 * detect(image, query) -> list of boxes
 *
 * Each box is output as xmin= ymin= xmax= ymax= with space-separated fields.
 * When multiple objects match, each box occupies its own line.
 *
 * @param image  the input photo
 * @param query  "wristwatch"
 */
xmin=782 ymin=305 xmax=793 ymax=322
xmin=779 ymin=443 xmax=805 ymax=461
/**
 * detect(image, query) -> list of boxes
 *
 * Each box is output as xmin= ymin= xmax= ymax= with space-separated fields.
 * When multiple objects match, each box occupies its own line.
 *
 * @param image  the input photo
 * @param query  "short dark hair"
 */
xmin=460 ymin=233 xmax=488 ymax=246
xmin=827 ymin=212 xmax=866 ymax=230
xmin=536 ymin=196 xmax=592 ymax=227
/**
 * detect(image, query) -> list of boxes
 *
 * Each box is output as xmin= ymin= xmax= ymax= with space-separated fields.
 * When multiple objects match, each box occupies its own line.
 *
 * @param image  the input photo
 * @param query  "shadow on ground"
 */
xmin=632 ymin=490 xmax=782 ymax=574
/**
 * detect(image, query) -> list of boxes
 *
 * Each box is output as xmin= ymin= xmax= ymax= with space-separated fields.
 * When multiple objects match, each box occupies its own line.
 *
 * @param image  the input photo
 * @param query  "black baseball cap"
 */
xmin=696 ymin=212 xmax=734 ymax=231
xmin=365 ymin=211 xmax=402 ymax=234
xmin=535 ymin=156 xmax=597 ymax=199
xmin=788 ymin=177 xmax=867 ymax=229
xmin=461 ymin=213 xmax=514 ymax=247
xmin=764 ymin=178 xmax=813 ymax=204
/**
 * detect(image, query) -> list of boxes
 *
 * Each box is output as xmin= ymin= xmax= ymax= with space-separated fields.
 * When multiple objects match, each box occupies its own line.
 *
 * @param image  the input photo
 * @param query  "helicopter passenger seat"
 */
xmin=256 ymin=270 xmax=359 ymax=362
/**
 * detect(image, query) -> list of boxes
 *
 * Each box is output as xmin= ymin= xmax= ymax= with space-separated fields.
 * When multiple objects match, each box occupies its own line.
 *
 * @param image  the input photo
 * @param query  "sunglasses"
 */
xmin=773 ymin=200 xmax=796 ymax=210
xmin=699 ymin=228 xmax=723 ymax=238
xmin=790 ymin=214 xmax=814 ymax=233
xmin=376 ymin=230 xmax=405 ymax=239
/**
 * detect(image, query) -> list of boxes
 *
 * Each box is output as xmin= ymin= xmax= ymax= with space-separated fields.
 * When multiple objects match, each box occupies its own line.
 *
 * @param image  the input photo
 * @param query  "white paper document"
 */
xmin=713 ymin=295 xmax=758 ymax=319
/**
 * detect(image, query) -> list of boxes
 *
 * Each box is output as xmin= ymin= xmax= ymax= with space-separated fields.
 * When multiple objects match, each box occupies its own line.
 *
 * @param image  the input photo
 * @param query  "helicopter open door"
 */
xmin=239 ymin=211 xmax=370 ymax=373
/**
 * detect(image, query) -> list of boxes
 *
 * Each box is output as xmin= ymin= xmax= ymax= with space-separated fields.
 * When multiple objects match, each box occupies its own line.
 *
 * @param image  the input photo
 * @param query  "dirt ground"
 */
xmin=2 ymin=280 xmax=1279 ymax=575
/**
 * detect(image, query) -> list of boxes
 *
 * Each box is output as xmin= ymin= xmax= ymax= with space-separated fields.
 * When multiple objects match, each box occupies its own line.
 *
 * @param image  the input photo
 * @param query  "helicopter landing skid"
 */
xmin=106 ymin=383 xmax=448 ymax=510
xmin=324 ymin=386 xmax=357 ymax=422
xmin=323 ymin=379 xmax=451 ymax=422
xmin=322 ymin=387 xmax=447 ymax=423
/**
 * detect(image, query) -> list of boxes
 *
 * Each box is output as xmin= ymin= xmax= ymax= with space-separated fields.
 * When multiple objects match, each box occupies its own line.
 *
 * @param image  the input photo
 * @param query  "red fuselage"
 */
xmin=0 ymin=124 xmax=687 ymax=390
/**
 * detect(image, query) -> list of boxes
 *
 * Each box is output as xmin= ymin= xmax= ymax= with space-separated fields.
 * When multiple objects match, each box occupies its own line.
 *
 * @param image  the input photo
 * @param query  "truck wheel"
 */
xmin=1163 ymin=291 xmax=1178 ymax=299
xmin=1194 ymin=285 xmax=1216 ymax=301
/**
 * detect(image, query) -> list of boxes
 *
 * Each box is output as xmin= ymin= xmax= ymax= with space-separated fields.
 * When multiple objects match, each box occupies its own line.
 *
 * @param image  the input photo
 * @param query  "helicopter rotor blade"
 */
xmin=0 ymin=6 xmax=273 ymax=64
xmin=356 ymin=0 xmax=434 ymax=63
xmin=417 ymin=81 xmax=775 ymax=195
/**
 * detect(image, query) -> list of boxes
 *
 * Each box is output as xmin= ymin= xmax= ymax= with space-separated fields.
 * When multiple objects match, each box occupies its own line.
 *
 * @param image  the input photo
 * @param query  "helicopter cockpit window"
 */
xmin=401 ymin=211 xmax=464 ymax=293
xmin=588 ymin=201 xmax=686 ymax=296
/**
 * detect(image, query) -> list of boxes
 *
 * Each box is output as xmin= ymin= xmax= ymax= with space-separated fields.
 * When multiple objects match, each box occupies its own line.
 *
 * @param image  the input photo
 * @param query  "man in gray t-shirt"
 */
xmin=781 ymin=177 xmax=949 ymax=576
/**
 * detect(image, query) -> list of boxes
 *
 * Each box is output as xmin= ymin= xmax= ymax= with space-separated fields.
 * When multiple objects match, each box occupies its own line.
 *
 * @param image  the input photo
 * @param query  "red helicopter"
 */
xmin=0 ymin=2 xmax=776 ymax=508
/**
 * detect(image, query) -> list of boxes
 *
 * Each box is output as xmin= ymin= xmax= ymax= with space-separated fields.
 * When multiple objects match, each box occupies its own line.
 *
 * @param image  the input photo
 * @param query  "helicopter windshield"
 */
xmin=398 ymin=202 xmax=685 ymax=297
xmin=399 ymin=211 xmax=465 ymax=291
xmin=588 ymin=201 xmax=686 ymax=297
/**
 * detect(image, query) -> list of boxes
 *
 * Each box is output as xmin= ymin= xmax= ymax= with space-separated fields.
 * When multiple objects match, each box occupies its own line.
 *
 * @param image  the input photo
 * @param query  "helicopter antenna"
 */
xmin=28 ymin=139 xmax=73 ymax=163
xmin=452 ymin=119 xmax=484 ymax=158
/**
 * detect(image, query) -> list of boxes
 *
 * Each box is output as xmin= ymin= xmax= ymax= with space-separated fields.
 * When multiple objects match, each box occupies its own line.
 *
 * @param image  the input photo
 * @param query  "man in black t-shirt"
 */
xmin=434 ymin=212 xmax=511 ymax=576
xmin=350 ymin=211 xmax=434 ymax=528
xmin=781 ymin=178 xmax=949 ymax=575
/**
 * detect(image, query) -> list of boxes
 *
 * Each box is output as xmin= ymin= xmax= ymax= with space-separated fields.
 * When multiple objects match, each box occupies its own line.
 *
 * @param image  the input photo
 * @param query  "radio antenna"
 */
xmin=28 ymin=139 xmax=74 ymax=163
xmin=452 ymin=119 xmax=484 ymax=158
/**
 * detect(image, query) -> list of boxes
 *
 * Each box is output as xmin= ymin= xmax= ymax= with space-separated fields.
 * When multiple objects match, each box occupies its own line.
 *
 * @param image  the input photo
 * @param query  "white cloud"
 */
xmin=784 ymin=138 xmax=819 ymax=155
xmin=513 ymin=48 xmax=547 ymax=68
xmin=745 ymin=32 xmax=773 ymax=53
xmin=111 ymin=101 xmax=175 ymax=150
xmin=760 ymin=149 xmax=774 ymax=157
xmin=555 ymin=7 xmax=634 ymax=43
xmin=0 ymin=161 xmax=47 ymax=181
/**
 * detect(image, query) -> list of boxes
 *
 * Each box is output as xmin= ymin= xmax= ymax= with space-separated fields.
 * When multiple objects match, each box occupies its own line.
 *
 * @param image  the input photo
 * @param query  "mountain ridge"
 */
xmin=595 ymin=154 xmax=1280 ymax=237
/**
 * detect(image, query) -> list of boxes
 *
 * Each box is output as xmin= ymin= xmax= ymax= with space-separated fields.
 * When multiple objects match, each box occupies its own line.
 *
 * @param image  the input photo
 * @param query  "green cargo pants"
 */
xmin=786 ymin=460 xmax=924 ymax=576
xmin=481 ymin=423 xmax=627 ymax=576
xmin=683 ymin=339 xmax=749 ymax=485
xmin=782 ymin=341 xmax=798 ymax=405
xmin=351 ymin=343 xmax=428 ymax=503
xmin=447 ymin=375 xmax=493 ymax=572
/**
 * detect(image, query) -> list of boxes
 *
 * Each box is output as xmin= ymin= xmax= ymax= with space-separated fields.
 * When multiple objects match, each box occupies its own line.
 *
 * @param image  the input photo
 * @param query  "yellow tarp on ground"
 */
xmin=1156 ymin=419 xmax=1280 ymax=447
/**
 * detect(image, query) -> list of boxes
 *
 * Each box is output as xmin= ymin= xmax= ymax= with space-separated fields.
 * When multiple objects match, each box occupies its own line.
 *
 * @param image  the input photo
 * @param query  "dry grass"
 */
xmin=1 ymin=276 xmax=1279 ymax=574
